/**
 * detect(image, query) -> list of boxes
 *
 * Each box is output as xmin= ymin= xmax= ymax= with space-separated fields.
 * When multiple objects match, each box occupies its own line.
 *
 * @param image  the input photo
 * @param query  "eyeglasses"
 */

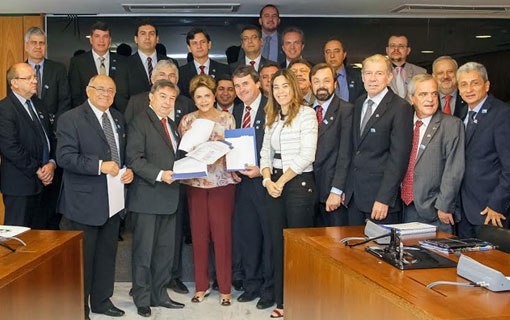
xmin=88 ymin=85 xmax=116 ymax=96
xmin=15 ymin=76 xmax=36 ymax=81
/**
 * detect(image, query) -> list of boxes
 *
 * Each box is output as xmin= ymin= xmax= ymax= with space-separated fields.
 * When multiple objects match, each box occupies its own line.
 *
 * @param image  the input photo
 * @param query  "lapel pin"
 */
xmin=111 ymin=66 xmax=116 ymax=70
xmin=329 ymin=116 xmax=334 ymax=120
xmin=256 ymin=126 xmax=259 ymax=129
xmin=481 ymin=109 xmax=487 ymax=114
xmin=177 ymin=109 xmax=182 ymax=114
xmin=256 ymin=120 xmax=261 ymax=124
xmin=370 ymin=128 xmax=376 ymax=133
xmin=420 ymin=144 xmax=426 ymax=149
xmin=375 ymin=114 xmax=380 ymax=118
xmin=324 ymin=120 xmax=329 ymax=125
xmin=474 ymin=119 xmax=478 ymax=124
xmin=44 ymin=84 xmax=49 ymax=89
xmin=427 ymin=134 xmax=431 ymax=138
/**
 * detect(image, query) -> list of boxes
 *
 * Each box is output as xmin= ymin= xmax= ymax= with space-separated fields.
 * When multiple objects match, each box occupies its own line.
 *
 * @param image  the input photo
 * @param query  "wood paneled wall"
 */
xmin=0 ymin=14 xmax=43 ymax=224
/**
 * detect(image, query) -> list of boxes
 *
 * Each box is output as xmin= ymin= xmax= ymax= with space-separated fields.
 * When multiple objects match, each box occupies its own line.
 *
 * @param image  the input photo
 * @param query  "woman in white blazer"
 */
xmin=260 ymin=69 xmax=318 ymax=318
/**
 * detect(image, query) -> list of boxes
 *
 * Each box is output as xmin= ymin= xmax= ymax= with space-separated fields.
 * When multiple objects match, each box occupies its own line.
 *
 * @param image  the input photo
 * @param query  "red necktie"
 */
xmin=401 ymin=120 xmax=423 ymax=205
xmin=222 ymin=107 xmax=229 ymax=112
xmin=161 ymin=118 xmax=176 ymax=152
xmin=443 ymin=95 xmax=452 ymax=115
xmin=249 ymin=60 xmax=256 ymax=68
xmin=242 ymin=106 xmax=252 ymax=128
xmin=199 ymin=65 xmax=205 ymax=75
xmin=315 ymin=105 xmax=323 ymax=126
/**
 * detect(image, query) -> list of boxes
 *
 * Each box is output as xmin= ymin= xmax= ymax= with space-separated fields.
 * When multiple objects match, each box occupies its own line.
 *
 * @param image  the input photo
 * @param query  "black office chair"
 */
xmin=477 ymin=225 xmax=510 ymax=253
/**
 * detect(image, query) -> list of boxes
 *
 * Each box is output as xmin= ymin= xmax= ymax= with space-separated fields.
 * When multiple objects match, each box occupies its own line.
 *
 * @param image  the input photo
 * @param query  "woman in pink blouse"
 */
xmin=178 ymin=74 xmax=238 ymax=306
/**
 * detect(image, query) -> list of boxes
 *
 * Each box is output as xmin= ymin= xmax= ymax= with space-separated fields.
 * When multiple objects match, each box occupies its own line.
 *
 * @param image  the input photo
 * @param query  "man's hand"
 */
xmin=37 ymin=162 xmax=56 ymax=185
xmin=437 ymin=210 xmax=455 ymax=225
xmin=239 ymin=165 xmax=261 ymax=178
xmin=101 ymin=161 xmax=119 ymax=176
xmin=121 ymin=168 xmax=134 ymax=184
xmin=371 ymin=201 xmax=389 ymax=220
xmin=161 ymin=170 xmax=175 ymax=184
xmin=266 ymin=180 xmax=282 ymax=198
xmin=325 ymin=193 xmax=343 ymax=212
xmin=481 ymin=206 xmax=507 ymax=227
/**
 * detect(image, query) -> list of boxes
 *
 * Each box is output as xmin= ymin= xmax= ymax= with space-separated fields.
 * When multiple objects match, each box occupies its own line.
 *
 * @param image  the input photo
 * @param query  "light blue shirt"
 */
xmin=262 ymin=32 xmax=278 ymax=62
xmin=335 ymin=66 xmax=349 ymax=102
xmin=464 ymin=96 xmax=487 ymax=127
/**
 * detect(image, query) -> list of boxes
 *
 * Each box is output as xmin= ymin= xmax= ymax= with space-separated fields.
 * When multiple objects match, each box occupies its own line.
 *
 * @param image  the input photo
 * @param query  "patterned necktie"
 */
xmin=161 ymin=118 xmax=176 ymax=152
xmin=262 ymin=35 xmax=271 ymax=59
xmin=199 ymin=65 xmax=205 ymax=75
xmin=401 ymin=120 xmax=423 ymax=205
xmin=222 ymin=106 xmax=230 ymax=112
xmin=250 ymin=60 xmax=256 ymax=68
xmin=147 ymin=57 xmax=153 ymax=80
xmin=394 ymin=67 xmax=406 ymax=98
xmin=443 ymin=95 xmax=452 ymax=115
xmin=315 ymin=105 xmax=323 ymax=126
xmin=242 ymin=106 xmax=252 ymax=128
xmin=26 ymin=100 xmax=49 ymax=163
xmin=98 ymin=56 xmax=106 ymax=75
xmin=101 ymin=112 xmax=120 ymax=165
xmin=360 ymin=99 xmax=374 ymax=134
xmin=34 ymin=64 xmax=42 ymax=98
xmin=465 ymin=110 xmax=477 ymax=141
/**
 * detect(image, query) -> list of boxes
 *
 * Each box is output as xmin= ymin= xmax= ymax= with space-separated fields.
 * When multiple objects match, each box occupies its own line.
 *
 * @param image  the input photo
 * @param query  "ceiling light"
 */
xmin=122 ymin=3 xmax=240 ymax=13
xmin=475 ymin=35 xmax=492 ymax=39
xmin=421 ymin=50 xmax=434 ymax=54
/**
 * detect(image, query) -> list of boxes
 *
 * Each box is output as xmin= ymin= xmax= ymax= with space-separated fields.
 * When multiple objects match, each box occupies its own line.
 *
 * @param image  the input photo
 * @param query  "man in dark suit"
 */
xmin=215 ymin=74 xmax=237 ymax=113
xmin=115 ymin=22 xmax=179 ymax=113
xmin=229 ymin=26 xmax=276 ymax=73
xmin=310 ymin=63 xmax=353 ymax=227
xmin=457 ymin=62 xmax=510 ymax=237
xmin=259 ymin=62 xmax=280 ymax=98
xmin=24 ymin=27 xmax=71 ymax=129
xmin=24 ymin=27 xmax=69 ymax=230
xmin=68 ymin=21 xmax=125 ymax=110
xmin=231 ymin=65 xmax=274 ymax=310
xmin=178 ymin=28 xmax=229 ymax=98
xmin=343 ymin=54 xmax=413 ymax=225
xmin=126 ymin=80 xmax=185 ymax=317
xmin=432 ymin=56 xmax=467 ymax=120
xmin=402 ymin=74 xmax=465 ymax=234
xmin=288 ymin=58 xmax=315 ymax=106
xmin=258 ymin=4 xmax=285 ymax=64
xmin=57 ymin=75 xmax=133 ymax=320
xmin=323 ymin=38 xmax=365 ymax=103
xmin=0 ymin=63 xmax=55 ymax=228
xmin=125 ymin=60 xmax=195 ymax=126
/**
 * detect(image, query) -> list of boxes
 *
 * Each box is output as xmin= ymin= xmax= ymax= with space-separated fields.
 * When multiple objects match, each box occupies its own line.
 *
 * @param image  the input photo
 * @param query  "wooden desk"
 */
xmin=0 ymin=230 xmax=84 ymax=320
xmin=284 ymin=227 xmax=510 ymax=320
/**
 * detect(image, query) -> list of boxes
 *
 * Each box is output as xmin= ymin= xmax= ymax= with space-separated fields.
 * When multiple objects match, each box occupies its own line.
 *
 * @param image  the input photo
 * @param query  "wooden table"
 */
xmin=0 ymin=230 xmax=83 ymax=320
xmin=284 ymin=226 xmax=510 ymax=320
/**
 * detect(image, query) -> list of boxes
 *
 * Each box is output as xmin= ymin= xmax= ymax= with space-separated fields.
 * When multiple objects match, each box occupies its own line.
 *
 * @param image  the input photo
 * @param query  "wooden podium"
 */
xmin=284 ymin=226 xmax=510 ymax=320
xmin=0 ymin=230 xmax=83 ymax=320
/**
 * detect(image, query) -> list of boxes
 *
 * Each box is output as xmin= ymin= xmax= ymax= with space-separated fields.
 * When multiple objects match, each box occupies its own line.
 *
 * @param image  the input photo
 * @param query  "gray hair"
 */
xmin=150 ymin=79 xmax=180 ymax=95
xmin=457 ymin=62 xmax=488 ymax=82
xmin=432 ymin=56 xmax=458 ymax=73
xmin=407 ymin=73 xmax=434 ymax=97
xmin=151 ymin=59 xmax=179 ymax=81
xmin=24 ymin=27 xmax=45 ymax=43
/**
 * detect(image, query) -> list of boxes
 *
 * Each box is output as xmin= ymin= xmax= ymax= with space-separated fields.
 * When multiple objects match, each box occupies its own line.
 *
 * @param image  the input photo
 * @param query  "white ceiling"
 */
xmin=2 ymin=0 xmax=510 ymax=18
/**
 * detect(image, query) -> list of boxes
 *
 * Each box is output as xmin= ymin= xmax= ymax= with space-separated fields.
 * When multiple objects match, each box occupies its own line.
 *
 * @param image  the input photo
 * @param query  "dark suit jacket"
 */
xmin=344 ymin=89 xmax=414 ymax=213
xmin=229 ymin=56 xmax=275 ymax=73
xmin=413 ymin=111 xmax=465 ymax=222
xmin=453 ymin=91 xmax=468 ymax=120
xmin=56 ymin=102 xmax=126 ymax=226
xmin=68 ymin=51 xmax=125 ymax=109
xmin=345 ymin=66 xmax=366 ymax=104
xmin=0 ymin=93 xmax=55 ymax=196
xmin=126 ymin=108 xmax=180 ymax=215
xmin=32 ymin=59 xmax=71 ymax=125
xmin=124 ymin=91 xmax=196 ymax=126
xmin=461 ymin=95 xmax=510 ymax=225
xmin=178 ymin=59 xmax=230 ymax=98
xmin=115 ymin=52 xmax=179 ymax=113
xmin=314 ymin=96 xmax=354 ymax=203
xmin=239 ymin=32 xmax=285 ymax=64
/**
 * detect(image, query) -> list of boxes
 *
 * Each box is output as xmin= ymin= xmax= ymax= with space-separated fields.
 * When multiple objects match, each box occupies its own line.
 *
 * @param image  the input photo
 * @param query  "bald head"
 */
xmin=86 ymin=75 xmax=116 ymax=111
xmin=7 ymin=63 xmax=37 ymax=99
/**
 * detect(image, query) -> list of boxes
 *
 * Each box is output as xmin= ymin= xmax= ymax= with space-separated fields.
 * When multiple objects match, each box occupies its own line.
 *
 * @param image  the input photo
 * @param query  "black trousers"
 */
xmin=315 ymin=201 xmax=349 ymax=227
xmin=346 ymin=195 xmax=400 ymax=226
xmin=60 ymin=214 xmax=120 ymax=314
xmin=267 ymin=170 xmax=315 ymax=308
xmin=132 ymin=212 xmax=176 ymax=307
xmin=170 ymin=186 xmax=186 ymax=280
xmin=234 ymin=178 xmax=274 ymax=299
xmin=3 ymin=193 xmax=44 ymax=228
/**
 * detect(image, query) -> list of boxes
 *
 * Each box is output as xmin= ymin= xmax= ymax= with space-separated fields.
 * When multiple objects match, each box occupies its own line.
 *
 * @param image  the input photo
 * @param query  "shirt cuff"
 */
xmin=330 ymin=187 xmax=343 ymax=195
xmin=98 ymin=160 xmax=102 ymax=175
xmin=156 ymin=170 xmax=164 ymax=182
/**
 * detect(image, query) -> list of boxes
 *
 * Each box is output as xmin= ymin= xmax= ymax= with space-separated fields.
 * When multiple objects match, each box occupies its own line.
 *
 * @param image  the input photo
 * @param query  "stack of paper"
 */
xmin=383 ymin=222 xmax=437 ymax=235
xmin=0 ymin=225 xmax=30 ymax=238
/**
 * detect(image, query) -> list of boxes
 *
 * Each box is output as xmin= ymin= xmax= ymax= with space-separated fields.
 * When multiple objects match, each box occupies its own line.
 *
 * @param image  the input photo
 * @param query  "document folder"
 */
xmin=225 ymin=128 xmax=258 ymax=171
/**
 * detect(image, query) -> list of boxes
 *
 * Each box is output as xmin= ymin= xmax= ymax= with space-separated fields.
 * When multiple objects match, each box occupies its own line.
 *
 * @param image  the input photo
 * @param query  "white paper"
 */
xmin=172 ymin=157 xmax=208 ymax=179
xmin=107 ymin=167 xmax=126 ymax=217
xmin=186 ymin=140 xmax=232 ymax=165
xmin=0 ymin=225 xmax=30 ymax=238
xmin=178 ymin=119 xmax=215 ymax=152
xmin=225 ymin=136 xmax=257 ymax=171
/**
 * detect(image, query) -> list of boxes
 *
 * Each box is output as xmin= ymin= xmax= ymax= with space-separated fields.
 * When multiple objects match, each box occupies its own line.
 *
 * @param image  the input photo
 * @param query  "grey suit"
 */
xmin=389 ymin=62 xmax=427 ymax=98
xmin=404 ymin=111 xmax=465 ymax=232
xmin=126 ymin=107 xmax=180 ymax=307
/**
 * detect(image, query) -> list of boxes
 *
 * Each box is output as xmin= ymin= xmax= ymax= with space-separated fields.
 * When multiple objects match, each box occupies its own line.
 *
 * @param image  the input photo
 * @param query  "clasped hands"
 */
xmin=37 ymin=162 xmax=56 ymax=186
xmin=100 ymin=161 xmax=134 ymax=184
xmin=265 ymin=179 xmax=284 ymax=198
